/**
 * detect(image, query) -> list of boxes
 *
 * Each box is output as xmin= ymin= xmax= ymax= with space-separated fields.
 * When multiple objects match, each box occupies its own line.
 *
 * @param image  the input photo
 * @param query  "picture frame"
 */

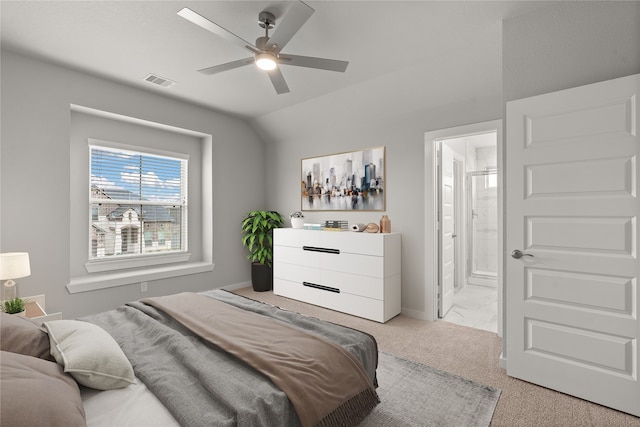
xmin=301 ymin=146 xmax=386 ymax=211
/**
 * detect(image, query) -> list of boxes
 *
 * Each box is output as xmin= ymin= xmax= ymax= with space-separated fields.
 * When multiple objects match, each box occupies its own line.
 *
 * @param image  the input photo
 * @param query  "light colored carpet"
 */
xmin=233 ymin=287 xmax=640 ymax=427
xmin=361 ymin=352 xmax=499 ymax=426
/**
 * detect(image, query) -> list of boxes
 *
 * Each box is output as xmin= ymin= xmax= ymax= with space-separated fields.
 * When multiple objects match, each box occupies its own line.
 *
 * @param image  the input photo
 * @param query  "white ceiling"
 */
xmin=0 ymin=1 xmax=548 ymax=120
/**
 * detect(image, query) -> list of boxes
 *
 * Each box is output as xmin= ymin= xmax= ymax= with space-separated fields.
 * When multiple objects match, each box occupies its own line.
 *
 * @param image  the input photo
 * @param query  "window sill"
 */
xmin=85 ymin=253 xmax=191 ymax=273
xmin=66 ymin=261 xmax=214 ymax=294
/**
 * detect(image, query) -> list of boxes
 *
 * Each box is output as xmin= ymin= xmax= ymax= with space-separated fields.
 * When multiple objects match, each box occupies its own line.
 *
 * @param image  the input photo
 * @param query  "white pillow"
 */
xmin=44 ymin=320 xmax=135 ymax=390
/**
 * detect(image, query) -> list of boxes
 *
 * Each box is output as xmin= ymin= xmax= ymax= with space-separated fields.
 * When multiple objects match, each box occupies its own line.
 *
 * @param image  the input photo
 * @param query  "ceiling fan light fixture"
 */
xmin=255 ymin=53 xmax=277 ymax=71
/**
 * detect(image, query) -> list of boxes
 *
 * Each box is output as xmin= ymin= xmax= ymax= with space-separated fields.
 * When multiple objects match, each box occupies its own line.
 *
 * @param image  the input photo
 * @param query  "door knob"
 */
xmin=511 ymin=249 xmax=534 ymax=259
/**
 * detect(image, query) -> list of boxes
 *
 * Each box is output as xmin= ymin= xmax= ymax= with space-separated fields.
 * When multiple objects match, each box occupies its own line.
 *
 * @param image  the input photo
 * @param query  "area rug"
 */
xmin=360 ymin=352 xmax=501 ymax=427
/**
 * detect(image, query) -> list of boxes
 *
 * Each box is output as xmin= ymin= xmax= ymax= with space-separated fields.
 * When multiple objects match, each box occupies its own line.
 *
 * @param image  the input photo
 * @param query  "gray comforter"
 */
xmin=80 ymin=290 xmax=378 ymax=427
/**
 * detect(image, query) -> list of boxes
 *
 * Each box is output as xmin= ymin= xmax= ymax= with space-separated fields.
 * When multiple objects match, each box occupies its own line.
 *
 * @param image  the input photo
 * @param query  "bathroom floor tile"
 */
xmin=442 ymin=284 xmax=498 ymax=333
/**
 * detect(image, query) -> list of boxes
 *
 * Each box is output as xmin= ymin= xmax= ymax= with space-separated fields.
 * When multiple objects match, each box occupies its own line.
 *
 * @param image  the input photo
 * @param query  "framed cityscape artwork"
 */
xmin=301 ymin=146 xmax=385 ymax=211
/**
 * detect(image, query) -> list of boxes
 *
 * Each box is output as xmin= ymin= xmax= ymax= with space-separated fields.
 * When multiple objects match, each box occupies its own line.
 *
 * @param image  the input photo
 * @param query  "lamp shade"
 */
xmin=0 ymin=253 xmax=31 ymax=280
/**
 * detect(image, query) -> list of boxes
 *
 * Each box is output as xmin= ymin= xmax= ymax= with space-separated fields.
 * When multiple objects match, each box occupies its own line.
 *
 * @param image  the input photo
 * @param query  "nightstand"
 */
xmin=23 ymin=294 xmax=62 ymax=323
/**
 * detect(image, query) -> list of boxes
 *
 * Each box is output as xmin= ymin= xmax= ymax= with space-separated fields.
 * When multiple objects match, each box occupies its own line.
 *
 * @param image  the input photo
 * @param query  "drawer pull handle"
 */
xmin=303 ymin=282 xmax=340 ymax=293
xmin=302 ymin=246 xmax=340 ymax=255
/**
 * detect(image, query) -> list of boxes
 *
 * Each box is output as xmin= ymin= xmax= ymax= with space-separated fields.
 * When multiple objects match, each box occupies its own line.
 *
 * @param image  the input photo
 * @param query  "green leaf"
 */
xmin=240 ymin=210 xmax=284 ymax=266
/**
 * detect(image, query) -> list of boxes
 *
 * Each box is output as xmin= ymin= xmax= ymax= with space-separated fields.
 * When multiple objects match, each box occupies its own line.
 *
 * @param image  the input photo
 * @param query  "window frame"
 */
xmin=87 ymin=139 xmax=190 ymax=271
xmin=66 ymin=105 xmax=213 ymax=293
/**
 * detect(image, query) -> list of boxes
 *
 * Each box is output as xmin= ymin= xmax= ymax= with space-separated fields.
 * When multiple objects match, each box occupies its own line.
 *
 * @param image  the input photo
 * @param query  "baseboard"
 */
xmin=498 ymin=352 xmax=507 ymax=370
xmin=400 ymin=307 xmax=429 ymax=321
xmin=221 ymin=281 xmax=251 ymax=291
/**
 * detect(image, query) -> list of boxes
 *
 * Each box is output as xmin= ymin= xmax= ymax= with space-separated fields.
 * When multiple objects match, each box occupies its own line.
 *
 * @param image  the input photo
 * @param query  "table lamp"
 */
xmin=0 ymin=252 xmax=31 ymax=301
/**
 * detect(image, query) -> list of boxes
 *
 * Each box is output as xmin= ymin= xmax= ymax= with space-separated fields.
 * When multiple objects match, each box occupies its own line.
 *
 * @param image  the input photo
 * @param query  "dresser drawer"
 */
xmin=275 ymin=229 xmax=394 ymax=257
xmin=320 ymin=269 xmax=384 ymax=300
xmin=321 ymin=292 xmax=385 ymax=323
xmin=274 ymin=262 xmax=320 ymax=284
xmin=274 ymin=228 xmax=321 ymax=247
xmin=320 ymin=232 xmax=385 ymax=256
xmin=320 ymin=252 xmax=384 ymax=278
xmin=278 ymin=245 xmax=384 ymax=277
xmin=275 ymin=264 xmax=384 ymax=300
xmin=273 ymin=278 xmax=321 ymax=305
xmin=274 ymin=245 xmax=320 ymax=268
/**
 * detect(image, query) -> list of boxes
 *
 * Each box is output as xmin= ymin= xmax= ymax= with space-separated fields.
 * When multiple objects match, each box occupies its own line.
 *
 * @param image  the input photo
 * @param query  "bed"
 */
xmin=0 ymin=289 xmax=379 ymax=427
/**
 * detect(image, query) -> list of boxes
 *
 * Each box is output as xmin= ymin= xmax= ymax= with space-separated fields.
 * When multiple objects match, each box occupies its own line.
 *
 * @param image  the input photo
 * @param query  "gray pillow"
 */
xmin=0 ymin=350 xmax=87 ymax=427
xmin=44 ymin=319 xmax=135 ymax=390
xmin=0 ymin=312 xmax=53 ymax=360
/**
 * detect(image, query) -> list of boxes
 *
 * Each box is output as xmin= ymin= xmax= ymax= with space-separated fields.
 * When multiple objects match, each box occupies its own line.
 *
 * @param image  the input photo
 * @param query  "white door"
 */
xmin=439 ymin=143 xmax=455 ymax=317
xmin=506 ymin=73 xmax=640 ymax=415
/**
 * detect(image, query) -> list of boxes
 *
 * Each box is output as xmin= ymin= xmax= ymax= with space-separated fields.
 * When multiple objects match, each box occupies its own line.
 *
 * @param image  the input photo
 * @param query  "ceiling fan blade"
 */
xmin=278 ymin=54 xmax=349 ymax=73
xmin=178 ymin=7 xmax=259 ymax=54
xmin=265 ymin=1 xmax=314 ymax=53
xmin=198 ymin=57 xmax=255 ymax=76
xmin=267 ymin=67 xmax=290 ymax=94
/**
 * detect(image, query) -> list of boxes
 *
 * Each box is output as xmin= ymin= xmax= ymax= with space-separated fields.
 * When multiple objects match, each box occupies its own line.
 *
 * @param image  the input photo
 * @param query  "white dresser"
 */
xmin=273 ymin=229 xmax=401 ymax=322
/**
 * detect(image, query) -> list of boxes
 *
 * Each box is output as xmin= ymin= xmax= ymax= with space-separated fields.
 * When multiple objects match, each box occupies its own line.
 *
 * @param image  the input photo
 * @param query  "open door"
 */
xmin=439 ymin=143 xmax=455 ymax=317
xmin=506 ymin=73 xmax=640 ymax=415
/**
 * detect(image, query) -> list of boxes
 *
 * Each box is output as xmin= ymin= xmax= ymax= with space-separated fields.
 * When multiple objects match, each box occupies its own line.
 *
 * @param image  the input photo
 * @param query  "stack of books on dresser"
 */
xmin=323 ymin=220 xmax=349 ymax=231
xmin=303 ymin=223 xmax=323 ymax=230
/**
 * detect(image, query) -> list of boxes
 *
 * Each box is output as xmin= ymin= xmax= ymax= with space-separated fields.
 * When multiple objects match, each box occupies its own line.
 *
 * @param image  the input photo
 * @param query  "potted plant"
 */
xmin=3 ymin=297 xmax=26 ymax=317
xmin=290 ymin=211 xmax=304 ymax=229
xmin=241 ymin=210 xmax=284 ymax=291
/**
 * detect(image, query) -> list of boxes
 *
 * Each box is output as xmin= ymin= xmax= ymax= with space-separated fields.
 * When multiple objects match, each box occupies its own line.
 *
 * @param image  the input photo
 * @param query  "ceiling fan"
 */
xmin=177 ymin=1 xmax=349 ymax=94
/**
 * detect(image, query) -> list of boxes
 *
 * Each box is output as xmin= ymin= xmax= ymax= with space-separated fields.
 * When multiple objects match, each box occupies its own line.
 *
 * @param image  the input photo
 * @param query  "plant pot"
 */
xmin=291 ymin=217 xmax=304 ymax=229
xmin=251 ymin=262 xmax=272 ymax=292
xmin=13 ymin=310 xmax=26 ymax=317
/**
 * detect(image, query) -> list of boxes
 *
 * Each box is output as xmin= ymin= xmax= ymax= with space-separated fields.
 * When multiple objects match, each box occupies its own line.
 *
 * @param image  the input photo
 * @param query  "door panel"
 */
xmin=527 ymin=268 xmax=633 ymax=314
xmin=527 ymin=216 xmax=634 ymax=254
xmin=525 ymin=319 xmax=634 ymax=375
xmin=506 ymin=73 xmax=640 ymax=415
xmin=527 ymin=156 xmax=635 ymax=196
xmin=524 ymin=97 xmax=634 ymax=145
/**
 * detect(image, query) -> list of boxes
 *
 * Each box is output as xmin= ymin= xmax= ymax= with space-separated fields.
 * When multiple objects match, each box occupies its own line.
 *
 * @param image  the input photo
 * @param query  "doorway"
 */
xmin=425 ymin=120 xmax=503 ymax=336
xmin=438 ymin=132 xmax=498 ymax=332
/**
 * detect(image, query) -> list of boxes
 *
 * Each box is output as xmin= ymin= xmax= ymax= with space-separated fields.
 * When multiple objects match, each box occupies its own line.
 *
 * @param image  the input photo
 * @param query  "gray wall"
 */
xmin=0 ymin=50 xmax=266 ymax=318
xmin=504 ymin=1 xmax=640 ymax=102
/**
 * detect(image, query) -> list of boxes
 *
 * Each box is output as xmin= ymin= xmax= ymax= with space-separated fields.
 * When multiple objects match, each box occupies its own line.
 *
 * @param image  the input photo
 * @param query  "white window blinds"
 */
xmin=88 ymin=140 xmax=188 ymax=260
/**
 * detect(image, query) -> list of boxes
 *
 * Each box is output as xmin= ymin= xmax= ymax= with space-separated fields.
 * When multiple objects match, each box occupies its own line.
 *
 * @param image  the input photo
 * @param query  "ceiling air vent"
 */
xmin=144 ymin=74 xmax=176 ymax=88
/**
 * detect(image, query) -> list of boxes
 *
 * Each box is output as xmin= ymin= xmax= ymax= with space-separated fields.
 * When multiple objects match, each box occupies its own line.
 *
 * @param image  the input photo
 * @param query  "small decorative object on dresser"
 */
xmin=380 ymin=215 xmax=391 ymax=233
xmin=324 ymin=220 xmax=348 ymax=231
xmin=289 ymin=211 xmax=304 ymax=229
xmin=365 ymin=223 xmax=379 ymax=233
xmin=350 ymin=223 xmax=366 ymax=232
xmin=273 ymin=228 xmax=401 ymax=322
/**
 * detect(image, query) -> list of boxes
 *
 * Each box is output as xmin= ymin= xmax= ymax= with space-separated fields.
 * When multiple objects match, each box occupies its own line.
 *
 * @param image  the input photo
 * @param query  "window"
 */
xmin=484 ymin=167 xmax=497 ymax=189
xmin=89 ymin=142 xmax=188 ymax=262
xmin=68 ymin=106 xmax=213 ymax=294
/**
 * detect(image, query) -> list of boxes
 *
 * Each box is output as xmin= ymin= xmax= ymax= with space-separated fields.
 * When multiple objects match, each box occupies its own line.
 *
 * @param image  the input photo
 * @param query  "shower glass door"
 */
xmin=467 ymin=170 xmax=498 ymax=285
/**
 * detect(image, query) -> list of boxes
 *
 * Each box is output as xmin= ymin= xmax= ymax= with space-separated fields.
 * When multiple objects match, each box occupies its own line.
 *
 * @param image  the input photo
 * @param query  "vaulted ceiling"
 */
xmin=1 ymin=1 xmax=548 ymax=119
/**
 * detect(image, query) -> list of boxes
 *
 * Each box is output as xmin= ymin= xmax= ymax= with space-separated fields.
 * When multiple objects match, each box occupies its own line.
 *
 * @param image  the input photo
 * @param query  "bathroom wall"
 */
xmin=469 ymin=142 xmax=498 ymax=285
